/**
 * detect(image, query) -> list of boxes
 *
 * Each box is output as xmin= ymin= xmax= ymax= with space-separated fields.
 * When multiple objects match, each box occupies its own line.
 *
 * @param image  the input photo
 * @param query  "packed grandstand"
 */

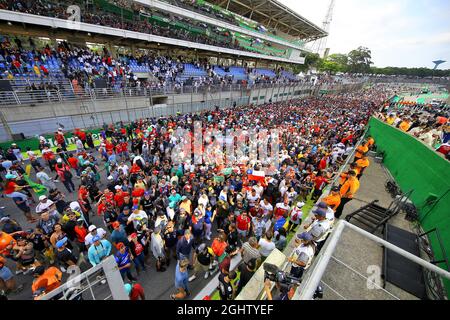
xmin=0 ymin=0 xmax=448 ymax=303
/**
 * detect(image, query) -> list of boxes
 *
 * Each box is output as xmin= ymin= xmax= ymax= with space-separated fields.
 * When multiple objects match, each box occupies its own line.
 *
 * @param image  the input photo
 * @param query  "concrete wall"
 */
xmin=0 ymin=84 xmax=315 ymax=142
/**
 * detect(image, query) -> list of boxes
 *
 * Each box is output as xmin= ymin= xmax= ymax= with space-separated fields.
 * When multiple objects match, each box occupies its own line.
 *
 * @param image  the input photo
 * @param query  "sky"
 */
xmin=278 ymin=0 xmax=450 ymax=69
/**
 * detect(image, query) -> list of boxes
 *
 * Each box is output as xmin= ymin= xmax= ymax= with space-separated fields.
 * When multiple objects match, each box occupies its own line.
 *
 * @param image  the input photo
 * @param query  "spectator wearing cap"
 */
xmin=305 ymin=208 xmax=332 ymax=254
xmin=316 ymin=201 xmax=335 ymax=224
xmin=87 ymin=235 xmax=112 ymax=266
xmin=35 ymin=195 xmax=60 ymax=220
xmin=3 ymin=173 xmax=28 ymax=202
xmin=151 ymin=227 xmax=166 ymax=272
xmin=55 ymin=237 xmax=78 ymax=270
xmin=236 ymin=257 xmax=257 ymax=296
xmin=111 ymin=221 xmax=130 ymax=249
xmin=288 ymin=232 xmax=316 ymax=279
xmin=115 ymin=242 xmax=137 ymax=282
xmin=84 ymin=225 xmax=107 ymax=247
xmin=129 ymin=232 xmax=147 ymax=273
xmin=335 ymin=170 xmax=360 ymax=219
xmin=128 ymin=205 xmax=148 ymax=231
xmin=323 ymin=186 xmax=341 ymax=211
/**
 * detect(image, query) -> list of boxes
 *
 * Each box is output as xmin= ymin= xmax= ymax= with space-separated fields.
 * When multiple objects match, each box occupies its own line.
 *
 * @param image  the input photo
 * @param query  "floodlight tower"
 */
xmin=312 ymin=0 xmax=335 ymax=57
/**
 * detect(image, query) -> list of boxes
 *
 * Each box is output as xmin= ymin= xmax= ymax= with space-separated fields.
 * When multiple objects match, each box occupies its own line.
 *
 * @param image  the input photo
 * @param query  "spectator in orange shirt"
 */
xmin=354 ymin=142 xmax=368 ymax=161
xmin=322 ymin=186 xmax=341 ymax=211
xmin=399 ymin=118 xmax=411 ymax=132
xmin=335 ymin=170 xmax=360 ymax=219
xmin=355 ymin=155 xmax=370 ymax=178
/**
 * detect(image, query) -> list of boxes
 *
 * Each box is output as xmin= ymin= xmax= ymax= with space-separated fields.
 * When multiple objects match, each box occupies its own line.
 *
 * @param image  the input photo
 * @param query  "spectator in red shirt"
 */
xmin=312 ymin=171 xmax=329 ymax=201
xmin=54 ymin=129 xmax=66 ymax=151
xmin=67 ymin=154 xmax=81 ymax=177
xmin=124 ymin=282 xmax=146 ymax=300
xmin=236 ymin=211 xmax=251 ymax=241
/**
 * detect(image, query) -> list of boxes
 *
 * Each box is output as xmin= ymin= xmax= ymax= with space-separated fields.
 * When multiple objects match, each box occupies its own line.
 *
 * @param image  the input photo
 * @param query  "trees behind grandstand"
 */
xmin=348 ymin=47 xmax=373 ymax=73
xmin=313 ymin=46 xmax=450 ymax=77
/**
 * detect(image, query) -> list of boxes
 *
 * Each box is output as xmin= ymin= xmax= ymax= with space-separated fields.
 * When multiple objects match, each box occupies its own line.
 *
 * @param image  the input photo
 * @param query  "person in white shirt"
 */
xmin=35 ymin=195 xmax=60 ymax=219
xmin=304 ymin=208 xmax=331 ymax=254
xmin=258 ymin=231 xmax=276 ymax=259
xmin=128 ymin=206 xmax=149 ymax=229
xmin=118 ymin=162 xmax=129 ymax=176
xmin=287 ymin=201 xmax=305 ymax=233
xmin=259 ymin=198 xmax=273 ymax=219
xmin=36 ymin=167 xmax=56 ymax=191
xmin=198 ymin=193 xmax=209 ymax=208
xmin=418 ymin=129 xmax=434 ymax=147
xmin=316 ymin=202 xmax=335 ymax=225
xmin=246 ymin=188 xmax=260 ymax=208
xmin=84 ymin=225 xmax=107 ymax=246
xmin=288 ymin=232 xmax=316 ymax=279
xmin=253 ymin=181 xmax=264 ymax=198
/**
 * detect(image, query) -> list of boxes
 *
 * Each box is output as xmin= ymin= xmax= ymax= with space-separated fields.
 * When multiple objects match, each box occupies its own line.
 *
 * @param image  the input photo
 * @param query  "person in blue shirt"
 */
xmin=115 ymin=242 xmax=137 ymax=281
xmin=87 ymin=236 xmax=112 ymax=266
xmin=204 ymin=204 xmax=213 ymax=240
xmin=274 ymin=212 xmax=288 ymax=233
xmin=170 ymin=258 xmax=190 ymax=300
xmin=110 ymin=221 xmax=130 ymax=248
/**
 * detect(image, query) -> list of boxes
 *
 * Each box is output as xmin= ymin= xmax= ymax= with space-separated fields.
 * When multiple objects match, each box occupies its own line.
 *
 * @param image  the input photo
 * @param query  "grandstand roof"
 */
xmin=208 ymin=0 xmax=327 ymax=41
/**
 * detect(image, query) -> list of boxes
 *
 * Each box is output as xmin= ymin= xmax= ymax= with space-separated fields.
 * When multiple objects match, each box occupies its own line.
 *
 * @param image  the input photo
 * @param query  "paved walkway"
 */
xmin=319 ymin=155 xmax=418 ymax=300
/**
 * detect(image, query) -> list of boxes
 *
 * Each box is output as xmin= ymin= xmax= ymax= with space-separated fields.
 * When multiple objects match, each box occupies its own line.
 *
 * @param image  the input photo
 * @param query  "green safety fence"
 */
xmin=368 ymin=117 xmax=450 ymax=297
xmin=0 ymin=128 xmax=103 ymax=152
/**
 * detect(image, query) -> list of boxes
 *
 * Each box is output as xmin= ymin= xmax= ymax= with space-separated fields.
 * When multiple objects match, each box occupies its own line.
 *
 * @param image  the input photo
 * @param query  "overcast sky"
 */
xmin=278 ymin=0 xmax=450 ymax=69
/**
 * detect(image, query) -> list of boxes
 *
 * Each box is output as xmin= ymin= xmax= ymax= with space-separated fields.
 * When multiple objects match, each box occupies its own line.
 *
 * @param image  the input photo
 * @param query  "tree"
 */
xmin=295 ymin=52 xmax=322 ymax=73
xmin=348 ymin=46 xmax=373 ymax=74
xmin=318 ymin=60 xmax=341 ymax=73
xmin=328 ymin=53 xmax=348 ymax=72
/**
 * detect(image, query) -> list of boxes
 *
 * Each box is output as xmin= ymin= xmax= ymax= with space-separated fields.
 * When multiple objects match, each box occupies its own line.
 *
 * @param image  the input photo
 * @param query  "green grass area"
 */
xmin=19 ymin=139 xmax=102 ymax=160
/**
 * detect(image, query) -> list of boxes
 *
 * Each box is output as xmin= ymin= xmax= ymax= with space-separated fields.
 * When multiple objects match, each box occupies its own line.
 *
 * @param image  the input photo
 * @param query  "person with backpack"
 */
xmin=304 ymin=208 xmax=331 ymax=255
xmin=55 ymin=159 xmax=75 ymax=193
xmin=288 ymin=232 xmax=316 ymax=279
xmin=287 ymin=201 xmax=304 ymax=233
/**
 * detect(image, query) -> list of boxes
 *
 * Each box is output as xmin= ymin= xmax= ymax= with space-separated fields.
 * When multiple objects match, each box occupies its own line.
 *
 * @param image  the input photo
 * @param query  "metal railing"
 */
xmin=0 ymin=81 xmax=339 ymax=107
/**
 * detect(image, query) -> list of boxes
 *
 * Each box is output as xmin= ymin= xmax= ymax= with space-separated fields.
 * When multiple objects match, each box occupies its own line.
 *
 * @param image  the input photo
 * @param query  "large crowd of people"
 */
xmin=375 ymin=101 xmax=449 ymax=159
xmin=0 ymin=34 xmax=304 ymax=96
xmin=0 ymin=0 xmax=289 ymax=59
xmin=0 ymin=87 xmax=389 ymax=300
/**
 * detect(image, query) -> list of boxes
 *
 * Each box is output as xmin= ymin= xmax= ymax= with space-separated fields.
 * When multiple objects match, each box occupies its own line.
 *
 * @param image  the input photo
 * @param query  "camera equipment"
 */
xmin=313 ymin=285 xmax=324 ymax=299
xmin=263 ymin=263 xmax=301 ymax=291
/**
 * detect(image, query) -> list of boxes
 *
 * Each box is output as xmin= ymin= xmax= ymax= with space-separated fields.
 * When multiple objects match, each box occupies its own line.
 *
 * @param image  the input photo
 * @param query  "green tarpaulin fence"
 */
xmin=368 ymin=117 xmax=450 ymax=297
